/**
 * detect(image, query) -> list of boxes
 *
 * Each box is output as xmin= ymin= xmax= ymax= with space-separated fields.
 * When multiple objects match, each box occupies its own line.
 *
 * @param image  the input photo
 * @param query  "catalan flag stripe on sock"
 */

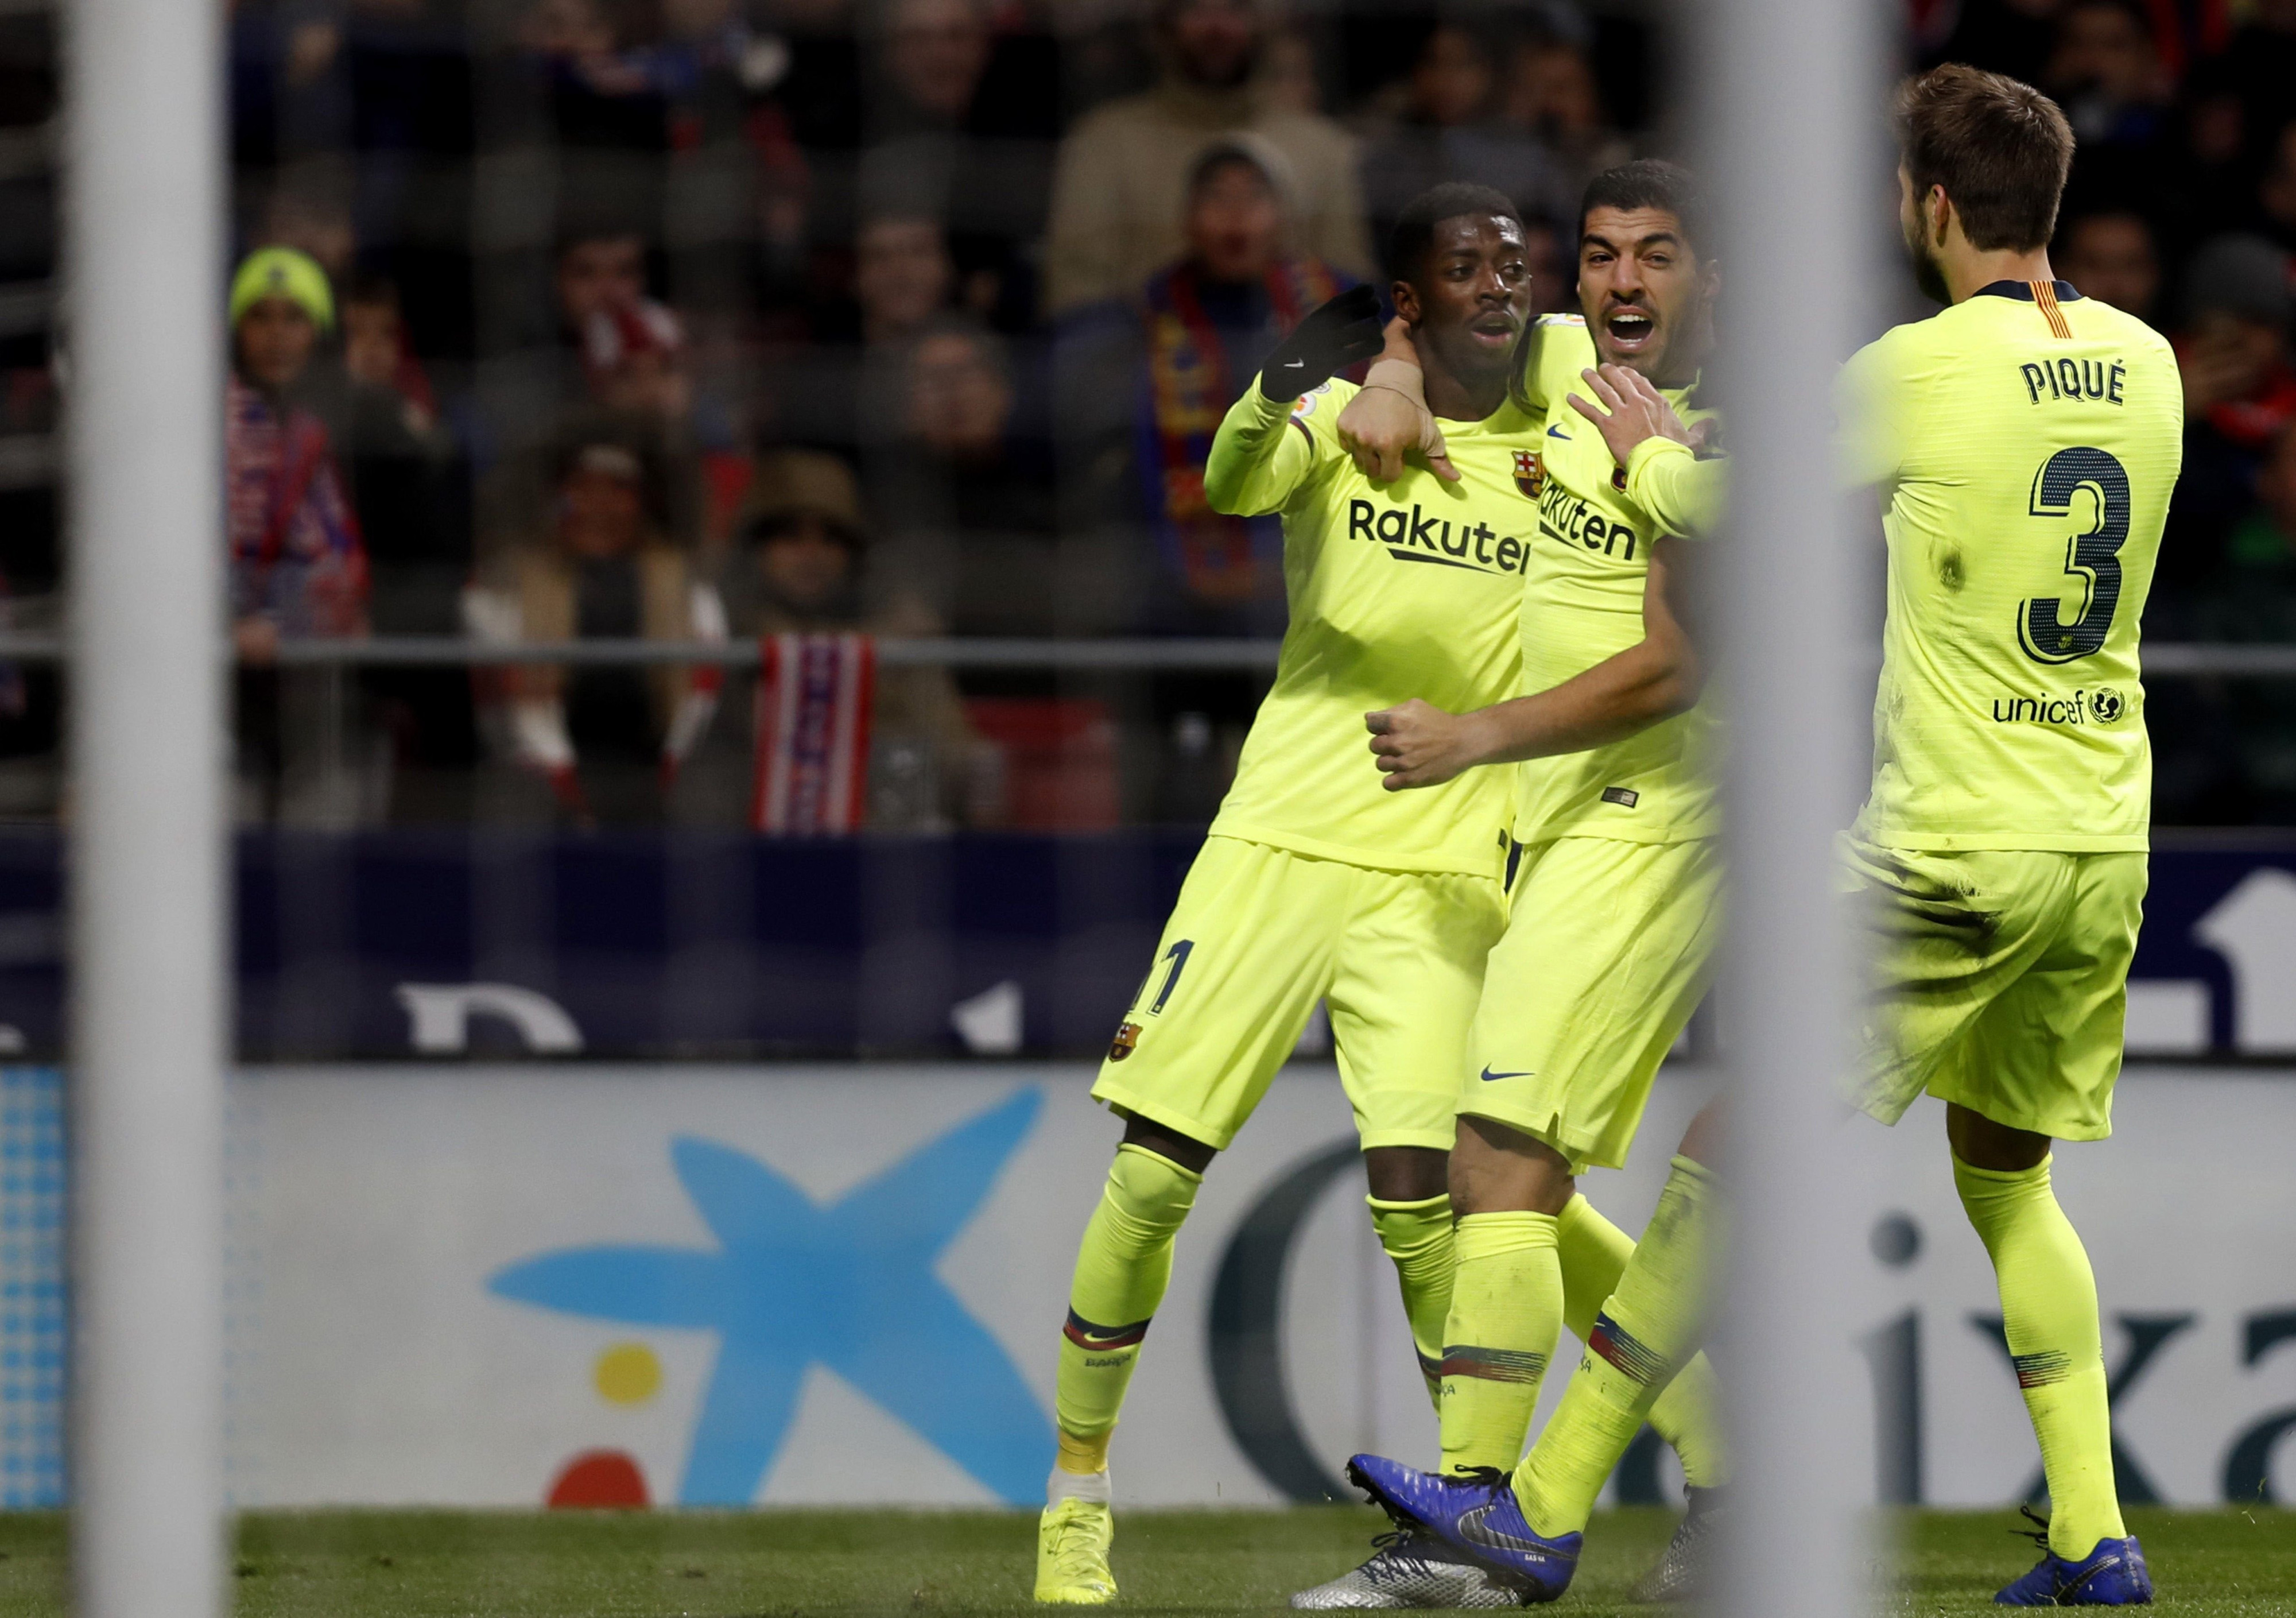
xmin=1585 ymin=1312 xmax=1671 ymax=1386
xmin=1440 ymin=1344 xmax=1550 ymax=1384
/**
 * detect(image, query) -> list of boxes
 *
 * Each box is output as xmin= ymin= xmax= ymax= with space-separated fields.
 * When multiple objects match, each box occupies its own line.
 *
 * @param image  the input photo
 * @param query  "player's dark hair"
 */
xmin=1898 ymin=64 xmax=2074 ymax=253
xmin=1576 ymin=160 xmax=1707 ymax=259
xmin=1386 ymin=183 xmax=1522 ymax=284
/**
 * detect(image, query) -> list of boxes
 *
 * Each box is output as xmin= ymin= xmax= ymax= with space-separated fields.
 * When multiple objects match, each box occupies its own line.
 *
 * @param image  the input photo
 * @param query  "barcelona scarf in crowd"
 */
xmin=1141 ymin=257 xmax=1341 ymax=612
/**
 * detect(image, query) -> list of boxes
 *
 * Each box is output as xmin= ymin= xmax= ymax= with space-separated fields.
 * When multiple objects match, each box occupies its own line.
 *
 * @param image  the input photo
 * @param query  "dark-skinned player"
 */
xmin=1322 ymin=161 xmax=1733 ymax=1607
xmin=1037 ymin=184 xmax=1546 ymax=1609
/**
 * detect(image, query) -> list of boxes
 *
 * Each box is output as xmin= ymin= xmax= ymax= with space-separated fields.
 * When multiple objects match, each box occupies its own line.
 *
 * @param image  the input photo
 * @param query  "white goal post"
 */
xmin=63 ymin=0 xmax=228 ymax=1611
xmin=1711 ymin=0 xmax=1884 ymax=1613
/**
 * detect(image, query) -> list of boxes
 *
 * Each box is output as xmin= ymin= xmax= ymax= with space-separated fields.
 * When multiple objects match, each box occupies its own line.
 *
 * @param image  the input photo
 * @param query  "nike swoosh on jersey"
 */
xmin=1283 ymin=358 xmax=1305 ymax=368
xmin=1547 ymin=425 xmax=1571 ymax=438
xmin=1478 ymin=1067 xmax=1535 ymax=1082
xmin=1459 ymin=1502 xmax=1562 ymax=1557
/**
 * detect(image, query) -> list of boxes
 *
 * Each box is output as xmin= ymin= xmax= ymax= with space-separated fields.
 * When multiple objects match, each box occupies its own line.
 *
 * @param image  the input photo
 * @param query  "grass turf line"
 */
xmin=0 ymin=1507 xmax=2286 ymax=1614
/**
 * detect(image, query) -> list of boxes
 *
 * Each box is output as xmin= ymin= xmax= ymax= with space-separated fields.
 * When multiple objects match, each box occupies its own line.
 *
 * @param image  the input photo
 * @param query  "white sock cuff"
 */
xmin=1047 ymin=1464 xmax=1111 ymax=1506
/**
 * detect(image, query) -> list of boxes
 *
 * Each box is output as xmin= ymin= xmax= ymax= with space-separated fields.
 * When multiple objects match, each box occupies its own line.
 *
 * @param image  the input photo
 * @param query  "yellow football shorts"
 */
xmin=1841 ymin=837 xmax=2147 ymax=1141
xmin=1091 ymin=834 xmax=1508 ymax=1152
xmin=1460 ymin=835 xmax=1723 ymax=1172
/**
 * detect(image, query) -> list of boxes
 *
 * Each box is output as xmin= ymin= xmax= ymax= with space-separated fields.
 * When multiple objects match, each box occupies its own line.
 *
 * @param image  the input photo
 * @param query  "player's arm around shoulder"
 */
xmin=1557 ymin=361 xmax=1726 ymax=536
xmin=1203 ymin=377 xmax=1350 ymax=518
xmin=1624 ymin=438 xmax=1727 ymax=538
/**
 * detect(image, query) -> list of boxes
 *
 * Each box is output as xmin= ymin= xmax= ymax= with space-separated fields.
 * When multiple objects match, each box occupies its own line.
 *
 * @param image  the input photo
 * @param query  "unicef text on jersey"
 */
xmin=1989 ymin=687 xmax=2129 ymax=726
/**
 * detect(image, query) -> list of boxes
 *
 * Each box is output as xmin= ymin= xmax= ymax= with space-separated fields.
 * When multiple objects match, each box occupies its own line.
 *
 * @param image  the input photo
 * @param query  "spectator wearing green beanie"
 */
xmin=226 ymin=244 xmax=371 ymax=824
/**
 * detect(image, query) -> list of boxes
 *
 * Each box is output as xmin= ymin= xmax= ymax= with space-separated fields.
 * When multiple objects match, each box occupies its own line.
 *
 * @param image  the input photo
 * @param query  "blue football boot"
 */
xmin=1995 ymin=1524 xmax=2154 ymax=1607
xmin=1345 ymin=1456 xmax=1581 ymax=1603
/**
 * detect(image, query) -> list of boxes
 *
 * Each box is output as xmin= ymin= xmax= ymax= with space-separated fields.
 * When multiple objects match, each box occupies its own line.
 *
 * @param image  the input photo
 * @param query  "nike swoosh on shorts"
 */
xmin=1478 ymin=1067 xmax=1534 ymax=1082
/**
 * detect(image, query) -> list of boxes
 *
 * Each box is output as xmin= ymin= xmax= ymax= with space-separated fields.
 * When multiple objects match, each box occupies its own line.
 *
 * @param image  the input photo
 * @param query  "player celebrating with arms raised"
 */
xmin=1316 ymin=160 xmax=1733 ymax=1607
xmin=1035 ymin=185 xmax=1540 ymax=1608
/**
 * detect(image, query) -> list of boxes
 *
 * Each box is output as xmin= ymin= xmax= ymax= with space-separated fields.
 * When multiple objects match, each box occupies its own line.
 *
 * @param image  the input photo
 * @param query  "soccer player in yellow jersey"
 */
xmin=1322 ymin=160 xmax=1735 ymax=1607
xmin=1035 ymin=185 xmax=1542 ymax=1608
xmin=1834 ymin=67 xmax=2176 ymax=1607
xmin=1354 ymin=73 xmax=2178 ymax=1611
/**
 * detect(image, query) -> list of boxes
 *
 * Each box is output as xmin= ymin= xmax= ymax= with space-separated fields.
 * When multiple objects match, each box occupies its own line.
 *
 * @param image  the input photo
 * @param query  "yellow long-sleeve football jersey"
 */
xmin=1511 ymin=313 xmax=1727 ymax=844
xmin=1201 ymin=379 xmax=1531 ymax=877
xmin=1839 ymin=279 xmax=2183 ymax=851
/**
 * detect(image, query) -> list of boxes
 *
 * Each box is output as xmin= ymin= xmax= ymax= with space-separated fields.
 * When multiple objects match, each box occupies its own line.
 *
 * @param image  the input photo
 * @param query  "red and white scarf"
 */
xmin=750 ymin=633 xmax=874 ymax=834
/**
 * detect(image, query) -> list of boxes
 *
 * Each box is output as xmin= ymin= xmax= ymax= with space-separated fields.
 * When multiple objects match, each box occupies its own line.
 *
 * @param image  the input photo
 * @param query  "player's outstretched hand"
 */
xmin=1261 ymin=284 xmax=1384 ymax=401
xmin=1366 ymin=699 xmax=1486 ymax=791
xmin=1565 ymin=364 xmax=1700 ymax=468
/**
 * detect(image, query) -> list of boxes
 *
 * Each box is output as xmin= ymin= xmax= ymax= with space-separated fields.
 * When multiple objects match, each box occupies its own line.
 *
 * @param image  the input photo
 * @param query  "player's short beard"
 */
xmin=1904 ymin=216 xmax=1950 ymax=304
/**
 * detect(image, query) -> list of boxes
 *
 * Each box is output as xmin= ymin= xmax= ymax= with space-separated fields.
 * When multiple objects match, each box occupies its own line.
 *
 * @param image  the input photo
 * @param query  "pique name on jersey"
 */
xmin=2018 ymin=356 xmax=2127 ymax=407
xmin=1346 ymin=498 xmax=1528 ymax=576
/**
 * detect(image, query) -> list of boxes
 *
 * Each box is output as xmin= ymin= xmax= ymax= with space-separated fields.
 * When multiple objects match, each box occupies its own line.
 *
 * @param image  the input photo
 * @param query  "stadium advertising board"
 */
xmin=55 ymin=1063 xmax=2278 ymax=1512
xmin=1 ymin=832 xmax=2295 ymax=1059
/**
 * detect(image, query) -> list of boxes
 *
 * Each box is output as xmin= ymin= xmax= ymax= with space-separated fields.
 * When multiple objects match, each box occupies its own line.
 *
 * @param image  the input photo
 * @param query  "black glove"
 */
xmin=1259 ymin=284 xmax=1384 ymax=400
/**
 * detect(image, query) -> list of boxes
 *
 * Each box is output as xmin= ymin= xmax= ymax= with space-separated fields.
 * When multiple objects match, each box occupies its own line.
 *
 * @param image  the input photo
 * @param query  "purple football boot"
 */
xmin=1996 ymin=1532 xmax=2154 ymax=1606
xmin=1345 ymin=1456 xmax=1580 ymax=1604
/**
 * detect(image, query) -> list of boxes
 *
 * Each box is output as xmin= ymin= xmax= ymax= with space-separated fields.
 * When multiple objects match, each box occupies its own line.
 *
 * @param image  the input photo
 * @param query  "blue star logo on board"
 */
xmin=488 ymin=1089 xmax=1053 ymax=1505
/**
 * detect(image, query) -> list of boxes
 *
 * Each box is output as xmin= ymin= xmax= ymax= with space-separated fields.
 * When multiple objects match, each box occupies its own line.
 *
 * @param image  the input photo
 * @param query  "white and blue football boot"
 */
xmin=1289 ymin=1528 xmax=1526 ymax=1609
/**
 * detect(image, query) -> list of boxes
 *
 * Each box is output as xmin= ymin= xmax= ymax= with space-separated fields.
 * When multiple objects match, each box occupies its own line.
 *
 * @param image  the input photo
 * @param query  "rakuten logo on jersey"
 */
xmin=1347 ymin=498 xmax=1527 ymax=577
xmin=1536 ymin=481 xmax=1642 ymax=563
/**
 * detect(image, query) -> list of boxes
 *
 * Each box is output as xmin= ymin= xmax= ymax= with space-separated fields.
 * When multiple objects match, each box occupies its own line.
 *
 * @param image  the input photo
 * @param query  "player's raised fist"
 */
xmin=1259 ymin=284 xmax=1384 ymax=401
xmin=1366 ymin=699 xmax=1488 ymax=791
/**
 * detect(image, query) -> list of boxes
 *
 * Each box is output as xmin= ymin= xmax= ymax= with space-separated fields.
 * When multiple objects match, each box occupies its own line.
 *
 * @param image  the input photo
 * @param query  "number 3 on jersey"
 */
xmin=2019 ymin=446 xmax=2130 ymax=665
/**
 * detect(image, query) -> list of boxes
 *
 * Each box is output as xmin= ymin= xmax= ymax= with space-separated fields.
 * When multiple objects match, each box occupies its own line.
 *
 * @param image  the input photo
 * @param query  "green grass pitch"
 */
xmin=0 ymin=1507 xmax=2287 ymax=1614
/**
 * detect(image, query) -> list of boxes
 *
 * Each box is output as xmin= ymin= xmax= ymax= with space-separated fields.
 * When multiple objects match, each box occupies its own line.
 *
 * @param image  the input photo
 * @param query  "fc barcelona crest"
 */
xmin=1512 ymin=450 xmax=1546 ymax=499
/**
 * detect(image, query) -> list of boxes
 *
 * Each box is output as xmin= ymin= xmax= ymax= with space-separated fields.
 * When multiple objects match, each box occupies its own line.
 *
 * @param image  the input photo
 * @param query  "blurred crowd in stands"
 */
xmin=4 ymin=0 xmax=2296 ymax=829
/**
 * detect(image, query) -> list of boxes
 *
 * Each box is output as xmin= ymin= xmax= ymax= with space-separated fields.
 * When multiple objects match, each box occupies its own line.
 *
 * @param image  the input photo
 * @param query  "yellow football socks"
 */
xmin=1437 ymin=1210 xmax=1563 ymax=1474
xmin=1953 ymin=1151 xmax=2126 ymax=1559
xmin=1557 ymin=1193 xmax=1729 ymax=1489
xmin=1517 ymin=1157 xmax=1719 ymax=1536
xmin=1368 ymin=1193 xmax=1455 ymax=1409
xmin=1052 ymin=1144 xmax=1201 ymax=1473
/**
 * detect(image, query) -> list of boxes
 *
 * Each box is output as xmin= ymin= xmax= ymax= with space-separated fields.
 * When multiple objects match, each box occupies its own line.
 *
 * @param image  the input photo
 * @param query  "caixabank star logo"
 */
xmin=488 ymin=1090 xmax=1052 ymax=1507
